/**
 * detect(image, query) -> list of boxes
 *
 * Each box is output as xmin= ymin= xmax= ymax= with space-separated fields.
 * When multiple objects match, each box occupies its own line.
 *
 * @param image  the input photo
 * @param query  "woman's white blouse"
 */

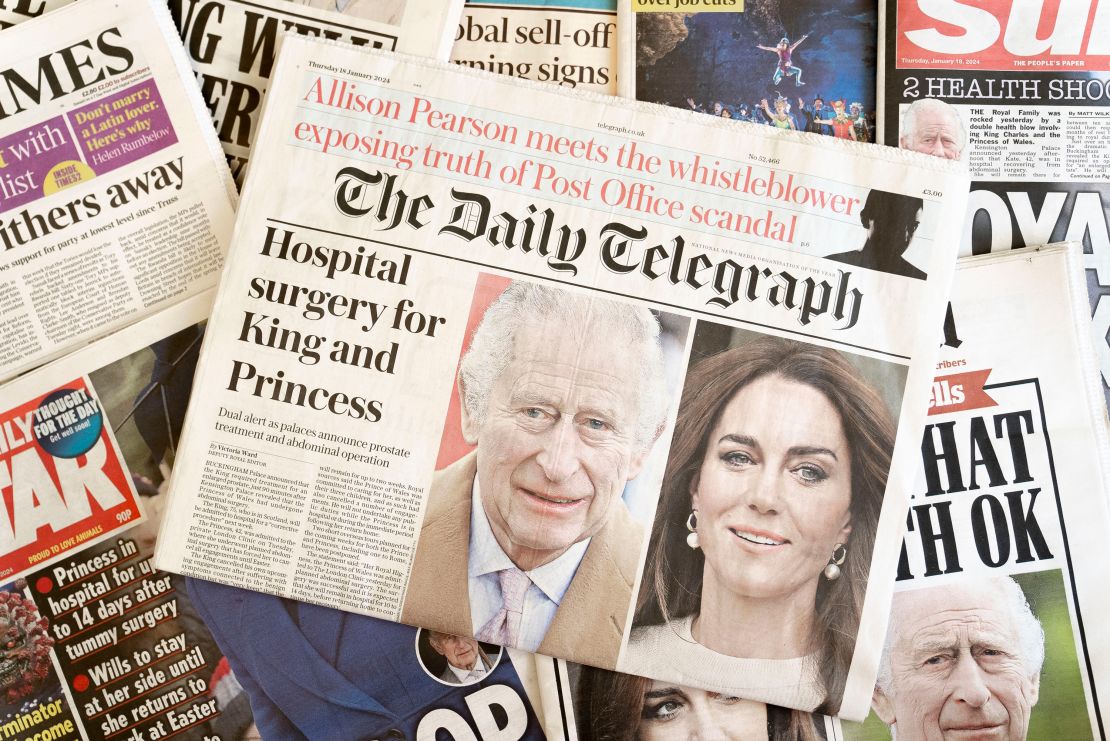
xmin=620 ymin=614 xmax=825 ymax=712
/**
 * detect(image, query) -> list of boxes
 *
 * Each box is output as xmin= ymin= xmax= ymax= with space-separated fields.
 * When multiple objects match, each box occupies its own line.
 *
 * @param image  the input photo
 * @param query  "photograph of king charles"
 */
xmin=420 ymin=631 xmax=498 ymax=686
xmin=872 ymin=577 xmax=1044 ymax=740
xmin=400 ymin=280 xmax=669 ymax=667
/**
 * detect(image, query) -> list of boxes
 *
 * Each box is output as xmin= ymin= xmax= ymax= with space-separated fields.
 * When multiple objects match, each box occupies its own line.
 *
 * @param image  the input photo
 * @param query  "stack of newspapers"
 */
xmin=1 ymin=0 xmax=1108 ymax=738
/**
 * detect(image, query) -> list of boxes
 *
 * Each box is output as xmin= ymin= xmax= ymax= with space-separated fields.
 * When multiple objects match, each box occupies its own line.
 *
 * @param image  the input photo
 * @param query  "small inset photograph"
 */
xmin=897 ymin=98 xmax=965 ymax=162
xmin=633 ymin=0 xmax=878 ymax=142
xmin=823 ymin=189 xmax=931 ymax=280
xmin=622 ymin=322 xmax=907 ymax=714
xmin=416 ymin=630 xmax=503 ymax=687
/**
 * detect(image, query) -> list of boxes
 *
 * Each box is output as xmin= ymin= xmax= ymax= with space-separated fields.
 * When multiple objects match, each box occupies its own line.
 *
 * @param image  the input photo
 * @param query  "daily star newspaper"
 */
xmin=0 ymin=292 xmax=254 ymax=741
xmin=0 ymin=0 xmax=464 ymax=187
xmin=452 ymin=0 xmax=617 ymax=96
xmin=0 ymin=291 xmax=549 ymax=741
xmin=0 ymin=0 xmax=236 ymax=385
xmin=153 ymin=37 xmax=969 ymax=719
xmin=834 ymin=244 xmax=1110 ymax=740
xmin=878 ymin=0 xmax=1110 ymax=411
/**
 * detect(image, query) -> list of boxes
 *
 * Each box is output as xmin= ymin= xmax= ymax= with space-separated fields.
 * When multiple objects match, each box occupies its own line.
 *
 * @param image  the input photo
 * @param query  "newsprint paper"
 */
xmin=153 ymin=38 xmax=969 ymax=719
xmin=0 ymin=291 xmax=261 ymax=741
xmin=188 ymin=578 xmax=549 ymax=739
xmin=171 ymin=0 xmax=466 ymax=184
xmin=834 ymin=244 xmax=1110 ymax=740
xmin=617 ymin=0 xmax=878 ymax=142
xmin=0 ymin=0 xmax=236 ymax=384
xmin=878 ymin=0 xmax=1110 ymax=412
xmin=0 ymin=288 xmax=549 ymax=741
xmin=452 ymin=0 xmax=617 ymax=96
xmin=531 ymin=245 xmax=1110 ymax=740
xmin=534 ymin=655 xmax=837 ymax=740
xmin=0 ymin=0 xmax=464 ymax=187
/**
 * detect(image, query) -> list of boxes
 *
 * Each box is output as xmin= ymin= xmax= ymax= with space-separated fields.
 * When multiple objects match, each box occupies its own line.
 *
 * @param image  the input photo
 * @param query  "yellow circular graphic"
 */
xmin=43 ymin=160 xmax=96 ymax=195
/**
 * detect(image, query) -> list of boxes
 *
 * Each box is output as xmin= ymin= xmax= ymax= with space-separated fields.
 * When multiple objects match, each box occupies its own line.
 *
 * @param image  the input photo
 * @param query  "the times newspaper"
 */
xmin=152 ymin=37 xmax=969 ymax=719
xmin=534 ymin=244 xmax=1110 ymax=741
xmin=0 ymin=291 xmax=548 ymax=741
xmin=0 ymin=0 xmax=464 ymax=187
xmin=0 ymin=0 xmax=236 ymax=385
xmin=451 ymin=0 xmax=617 ymax=96
xmin=878 ymin=0 xmax=1110 ymax=411
xmin=616 ymin=0 xmax=878 ymax=142
xmin=835 ymin=244 xmax=1110 ymax=739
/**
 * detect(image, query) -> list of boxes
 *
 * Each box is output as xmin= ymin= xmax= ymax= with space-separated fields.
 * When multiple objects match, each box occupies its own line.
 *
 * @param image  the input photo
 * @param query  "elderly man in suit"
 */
xmin=185 ymin=579 xmax=544 ymax=740
xmin=401 ymin=281 xmax=668 ymax=667
xmin=899 ymin=98 xmax=964 ymax=161
xmin=426 ymin=632 xmax=494 ymax=685
xmin=872 ymin=577 xmax=1044 ymax=741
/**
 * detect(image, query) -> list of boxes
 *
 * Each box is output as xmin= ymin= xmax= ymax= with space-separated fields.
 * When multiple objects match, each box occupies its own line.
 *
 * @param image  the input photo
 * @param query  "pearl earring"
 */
xmin=824 ymin=543 xmax=848 ymax=580
xmin=686 ymin=511 xmax=699 ymax=549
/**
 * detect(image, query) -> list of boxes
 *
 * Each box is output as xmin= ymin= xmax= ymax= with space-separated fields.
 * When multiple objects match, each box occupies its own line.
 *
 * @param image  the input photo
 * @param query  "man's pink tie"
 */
xmin=476 ymin=567 xmax=531 ymax=646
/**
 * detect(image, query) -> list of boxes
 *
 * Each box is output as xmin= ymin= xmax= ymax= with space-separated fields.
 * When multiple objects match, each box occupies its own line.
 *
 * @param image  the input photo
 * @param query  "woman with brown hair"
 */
xmin=576 ymin=665 xmax=825 ymax=741
xmin=620 ymin=335 xmax=895 ymax=714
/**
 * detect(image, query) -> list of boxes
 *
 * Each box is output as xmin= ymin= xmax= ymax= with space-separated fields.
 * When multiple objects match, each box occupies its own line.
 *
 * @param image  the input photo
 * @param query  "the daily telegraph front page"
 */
xmin=879 ymin=0 xmax=1110 ymax=410
xmin=835 ymin=245 xmax=1110 ymax=740
xmin=0 ymin=292 xmax=548 ymax=741
xmin=154 ymin=38 xmax=969 ymax=719
xmin=0 ymin=0 xmax=236 ymax=384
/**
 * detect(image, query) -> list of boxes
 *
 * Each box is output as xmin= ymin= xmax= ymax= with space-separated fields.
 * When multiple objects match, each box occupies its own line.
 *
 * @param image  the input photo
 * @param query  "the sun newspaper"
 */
xmin=879 ymin=0 xmax=1110 ymax=413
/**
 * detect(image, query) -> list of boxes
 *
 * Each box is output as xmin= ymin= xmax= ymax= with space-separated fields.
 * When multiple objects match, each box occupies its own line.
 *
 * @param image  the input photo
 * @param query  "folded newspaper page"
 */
xmin=878 ymin=0 xmax=1110 ymax=412
xmin=0 ymin=291 xmax=547 ymax=741
xmin=0 ymin=0 xmax=464 ymax=186
xmin=833 ymin=243 xmax=1110 ymax=740
xmin=153 ymin=37 xmax=969 ymax=718
xmin=617 ymin=0 xmax=877 ymax=141
xmin=0 ymin=0 xmax=236 ymax=385
xmin=187 ymin=579 xmax=547 ymax=739
xmin=532 ymin=243 xmax=1110 ymax=740
xmin=0 ymin=291 xmax=266 ymax=741
xmin=535 ymin=656 xmax=835 ymax=740
xmin=171 ymin=0 xmax=465 ymax=184
xmin=452 ymin=0 xmax=616 ymax=95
